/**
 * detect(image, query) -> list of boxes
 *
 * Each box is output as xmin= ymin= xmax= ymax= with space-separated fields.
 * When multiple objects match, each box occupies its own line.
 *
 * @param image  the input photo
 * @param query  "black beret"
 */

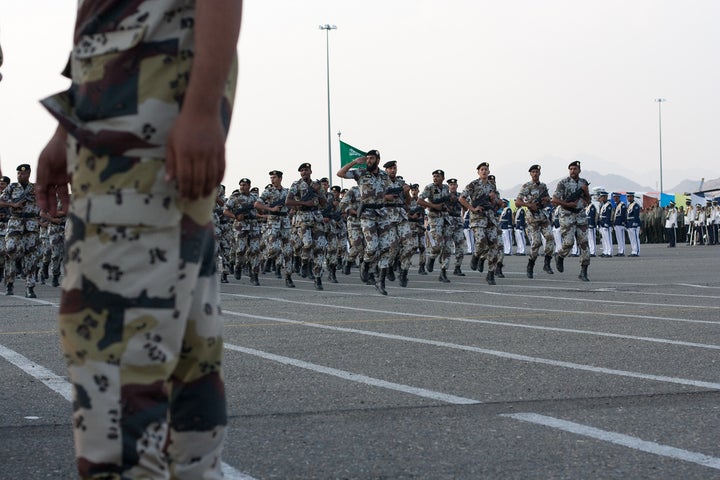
xmin=410 ymin=183 xmax=419 ymax=189
xmin=447 ymin=178 xmax=458 ymax=184
xmin=488 ymin=175 xmax=496 ymax=181
xmin=16 ymin=164 xmax=31 ymax=172
xmin=476 ymin=162 xmax=489 ymax=169
xmin=432 ymin=169 xmax=445 ymax=176
xmin=0 ymin=176 xmax=10 ymax=184
xmin=330 ymin=185 xmax=341 ymax=192
xmin=319 ymin=177 xmax=329 ymax=183
xmin=269 ymin=170 xmax=283 ymax=177
xmin=366 ymin=149 xmax=380 ymax=157
xmin=528 ymin=164 xmax=541 ymax=172
xmin=238 ymin=178 xmax=251 ymax=185
xmin=383 ymin=160 xmax=397 ymax=169
xmin=568 ymin=160 xmax=581 ymax=168
xmin=298 ymin=163 xmax=311 ymax=171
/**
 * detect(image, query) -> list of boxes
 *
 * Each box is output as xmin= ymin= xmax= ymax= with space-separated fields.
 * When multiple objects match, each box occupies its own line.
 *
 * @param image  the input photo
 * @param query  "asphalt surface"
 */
xmin=1 ymin=243 xmax=719 ymax=479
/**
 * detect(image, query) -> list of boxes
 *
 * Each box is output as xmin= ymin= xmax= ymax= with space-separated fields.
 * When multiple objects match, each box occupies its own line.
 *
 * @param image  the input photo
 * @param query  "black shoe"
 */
xmin=6 ymin=283 xmax=14 ymax=296
xmin=486 ymin=271 xmax=496 ymax=285
xmin=251 ymin=273 xmax=260 ymax=286
xmin=478 ymin=258 xmax=485 ymax=273
xmin=221 ymin=273 xmax=229 ymax=283
xmin=426 ymin=257 xmax=435 ymax=273
xmin=556 ymin=255 xmax=564 ymax=273
xmin=418 ymin=263 xmax=428 ymax=275
xmin=578 ymin=265 xmax=590 ymax=282
xmin=470 ymin=255 xmax=479 ymax=271
xmin=439 ymin=269 xmax=451 ymax=283
xmin=494 ymin=264 xmax=505 ymax=278
xmin=314 ymin=276 xmax=324 ymax=291
xmin=543 ymin=255 xmax=554 ymax=274
xmin=615 ymin=253 xmax=625 ymax=257
xmin=52 ymin=275 xmax=60 ymax=287
xmin=453 ymin=266 xmax=465 ymax=276
xmin=285 ymin=275 xmax=296 ymax=288
xmin=26 ymin=286 xmax=36 ymax=299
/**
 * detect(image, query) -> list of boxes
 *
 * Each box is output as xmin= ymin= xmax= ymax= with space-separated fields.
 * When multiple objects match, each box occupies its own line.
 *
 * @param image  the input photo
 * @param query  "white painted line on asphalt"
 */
xmin=502 ymin=412 xmax=720 ymax=470
xmin=0 ymin=344 xmax=257 ymax=480
xmin=224 ymin=293 xmax=720 ymax=350
xmin=225 ymin=343 xmax=480 ymax=405
xmin=224 ymin=310 xmax=720 ymax=391
xmin=0 ymin=344 xmax=72 ymax=401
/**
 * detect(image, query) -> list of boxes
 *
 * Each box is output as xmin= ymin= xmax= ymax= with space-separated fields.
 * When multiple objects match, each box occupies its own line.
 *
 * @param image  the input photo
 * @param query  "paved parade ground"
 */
xmin=1 ymin=243 xmax=719 ymax=479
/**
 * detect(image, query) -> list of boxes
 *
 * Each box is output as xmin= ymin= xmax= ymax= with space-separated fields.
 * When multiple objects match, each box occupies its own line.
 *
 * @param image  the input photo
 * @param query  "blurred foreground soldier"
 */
xmin=626 ymin=192 xmax=641 ymax=256
xmin=336 ymin=150 xmax=393 ymax=295
xmin=514 ymin=164 xmax=554 ymax=278
xmin=665 ymin=201 xmax=677 ymax=247
xmin=459 ymin=162 xmax=502 ymax=285
xmin=0 ymin=176 xmax=9 ymax=282
xmin=35 ymin=1 xmax=242 ymax=478
xmin=287 ymin=163 xmax=328 ymax=289
xmin=0 ymin=164 xmax=42 ymax=297
xmin=551 ymin=161 xmax=591 ymax=281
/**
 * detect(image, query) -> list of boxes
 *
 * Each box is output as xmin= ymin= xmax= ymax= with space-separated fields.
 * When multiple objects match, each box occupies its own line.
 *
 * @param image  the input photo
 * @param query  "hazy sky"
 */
xmin=1 ymin=0 xmax=718 ymax=195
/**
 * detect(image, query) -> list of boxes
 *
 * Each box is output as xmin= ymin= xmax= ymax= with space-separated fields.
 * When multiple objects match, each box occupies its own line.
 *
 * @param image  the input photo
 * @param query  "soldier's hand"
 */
xmin=166 ymin=108 xmax=226 ymax=201
xmin=36 ymin=125 xmax=70 ymax=215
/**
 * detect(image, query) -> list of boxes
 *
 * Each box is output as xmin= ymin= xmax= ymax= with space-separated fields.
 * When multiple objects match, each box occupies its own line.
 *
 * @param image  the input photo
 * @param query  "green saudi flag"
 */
xmin=339 ymin=140 xmax=366 ymax=167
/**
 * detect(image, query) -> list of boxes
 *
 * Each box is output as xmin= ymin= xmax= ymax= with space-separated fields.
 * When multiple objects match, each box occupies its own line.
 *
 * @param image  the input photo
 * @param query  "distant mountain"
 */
xmin=668 ymin=177 xmax=720 ymax=194
xmin=499 ymin=170 xmax=654 ymax=199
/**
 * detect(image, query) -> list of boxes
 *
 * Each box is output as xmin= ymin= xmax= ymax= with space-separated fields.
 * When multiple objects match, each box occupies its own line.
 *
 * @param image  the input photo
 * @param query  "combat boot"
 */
xmin=470 ymin=254 xmax=479 ymax=271
xmin=426 ymin=257 xmax=436 ymax=273
xmin=285 ymin=274 xmax=296 ymax=288
xmin=366 ymin=272 xmax=376 ymax=286
xmin=300 ymin=261 xmax=309 ymax=278
xmin=234 ymin=264 xmax=242 ymax=280
xmin=478 ymin=258 xmax=485 ymax=272
xmin=486 ymin=270 xmax=496 ymax=285
xmin=439 ymin=268 xmax=451 ymax=283
xmin=228 ymin=263 xmax=235 ymax=275
xmin=6 ymin=283 xmax=13 ymax=296
xmin=328 ymin=265 xmax=338 ymax=283
xmin=399 ymin=269 xmax=409 ymax=287
xmin=293 ymin=256 xmax=301 ymax=274
xmin=453 ymin=265 xmax=466 ymax=276
xmin=494 ymin=263 xmax=505 ymax=278
xmin=543 ymin=255 xmax=554 ymax=274
xmin=578 ymin=265 xmax=589 ymax=282
xmin=275 ymin=264 xmax=282 ymax=278
xmin=221 ymin=272 xmax=229 ymax=283
xmin=52 ymin=274 xmax=60 ymax=287
xmin=342 ymin=260 xmax=351 ymax=275
xmin=360 ymin=262 xmax=370 ymax=283
xmin=555 ymin=255 xmax=564 ymax=273
xmin=418 ymin=263 xmax=428 ymax=275
xmin=386 ymin=266 xmax=395 ymax=282
xmin=26 ymin=286 xmax=37 ymax=299
xmin=526 ymin=258 xmax=535 ymax=279
xmin=376 ymin=268 xmax=388 ymax=295
xmin=314 ymin=276 xmax=324 ymax=291
xmin=41 ymin=262 xmax=50 ymax=283
xmin=251 ymin=271 xmax=260 ymax=286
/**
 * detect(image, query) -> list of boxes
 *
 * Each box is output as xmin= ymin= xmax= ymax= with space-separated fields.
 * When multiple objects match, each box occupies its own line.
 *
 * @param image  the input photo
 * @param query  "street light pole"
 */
xmin=319 ymin=24 xmax=337 ymax=185
xmin=655 ymin=98 xmax=666 ymax=202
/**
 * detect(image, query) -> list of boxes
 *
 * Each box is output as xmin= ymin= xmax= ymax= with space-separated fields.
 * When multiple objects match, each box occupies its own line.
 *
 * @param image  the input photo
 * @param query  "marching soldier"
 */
xmin=514 ymin=164 xmax=555 ymax=278
xmin=446 ymin=178 xmax=467 ymax=277
xmin=40 ymin=191 xmax=67 ymax=287
xmin=287 ymin=163 xmax=328 ymax=290
xmin=0 ymin=164 xmax=42 ymax=297
xmin=418 ymin=169 xmax=455 ymax=283
xmin=407 ymin=184 xmax=428 ymax=275
xmin=551 ymin=161 xmax=591 ymax=281
xmin=383 ymin=161 xmax=415 ymax=287
xmin=459 ymin=162 xmax=503 ymax=285
xmin=0 ymin=176 xmax=10 ymax=283
xmin=254 ymin=170 xmax=295 ymax=287
xmin=213 ymin=185 xmax=234 ymax=283
xmin=339 ymin=185 xmax=364 ymax=275
xmin=224 ymin=178 xmax=261 ymax=285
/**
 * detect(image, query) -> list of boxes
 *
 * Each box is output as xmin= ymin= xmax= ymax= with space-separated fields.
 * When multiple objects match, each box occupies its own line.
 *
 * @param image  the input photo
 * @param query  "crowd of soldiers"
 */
xmin=3 ymin=157 xmax=716 ymax=299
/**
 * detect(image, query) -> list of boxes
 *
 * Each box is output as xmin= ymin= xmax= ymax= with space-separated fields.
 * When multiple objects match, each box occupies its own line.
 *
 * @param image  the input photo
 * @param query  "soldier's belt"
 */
xmin=267 ymin=211 xmax=288 ymax=216
xmin=11 ymin=213 xmax=37 ymax=219
xmin=362 ymin=204 xmax=385 ymax=210
xmin=299 ymin=206 xmax=319 ymax=211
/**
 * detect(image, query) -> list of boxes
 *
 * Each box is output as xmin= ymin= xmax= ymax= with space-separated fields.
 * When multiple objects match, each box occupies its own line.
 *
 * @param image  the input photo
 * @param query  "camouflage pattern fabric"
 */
xmin=0 ymin=182 xmax=41 ymax=287
xmin=461 ymin=179 xmax=500 ymax=271
xmin=554 ymin=176 xmax=590 ymax=265
xmin=420 ymin=183 xmax=454 ymax=268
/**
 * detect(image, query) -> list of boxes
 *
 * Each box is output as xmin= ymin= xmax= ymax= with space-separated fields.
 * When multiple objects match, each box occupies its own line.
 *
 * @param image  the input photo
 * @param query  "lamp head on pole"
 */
xmin=319 ymin=24 xmax=337 ymax=31
xmin=655 ymin=98 xmax=666 ymax=103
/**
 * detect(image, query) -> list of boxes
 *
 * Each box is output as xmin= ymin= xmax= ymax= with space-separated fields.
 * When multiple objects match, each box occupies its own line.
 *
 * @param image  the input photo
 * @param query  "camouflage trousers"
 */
xmin=389 ymin=216 xmax=417 ymax=271
xmin=558 ymin=211 xmax=590 ymax=266
xmin=526 ymin=220 xmax=555 ymax=261
xmin=426 ymin=215 xmax=454 ymax=269
xmin=414 ymin=226 xmax=427 ymax=266
xmin=234 ymin=227 xmax=261 ymax=272
xmin=215 ymin=222 xmax=234 ymax=274
xmin=4 ymin=218 xmax=40 ymax=287
xmin=60 ymin=147 xmax=226 ymax=480
xmin=48 ymin=222 xmax=66 ymax=276
xmin=262 ymin=219 xmax=293 ymax=275
xmin=470 ymin=221 xmax=499 ymax=271
xmin=360 ymin=213 xmax=395 ymax=269
xmin=291 ymin=216 xmax=327 ymax=277
xmin=324 ymin=221 xmax=340 ymax=268
xmin=345 ymin=218 xmax=365 ymax=265
xmin=449 ymin=218 xmax=467 ymax=268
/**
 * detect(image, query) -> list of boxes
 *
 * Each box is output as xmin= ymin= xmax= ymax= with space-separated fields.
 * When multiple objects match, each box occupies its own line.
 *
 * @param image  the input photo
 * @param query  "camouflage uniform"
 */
xmin=516 ymin=180 xmax=555 ymax=275
xmin=287 ymin=177 xmax=327 ymax=285
xmin=407 ymin=196 xmax=427 ymax=274
xmin=225 ymin=190 xmax=261 ymax=284
xmin=213 ymin=186 xmax=233 ymax=282
xmin=553 ymin=174 xmax=591 ymax=278
xmin=0 ymin=203 xmax=8 ymax=283
xmin=420 ymin=182 xmax=454 ymax=279
xmin=339 ymin=186 xmax=364 ymax=273
xmin=384 ymin=176 xmax=415 ymax=286
xmin=40 ymin=2 xmax=236 ymax=478
xmin=445 ymin=188 xmax=467 ymax=276
xmin=257 ymin=184 xmax=293 ymax=284
xmin=0 ymin=179 xmax=41 ymax=296
xmin=460 ymin=178 xmax=500 ymax=282
xmin=320 ymin=189 xmax=341 ymax=282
